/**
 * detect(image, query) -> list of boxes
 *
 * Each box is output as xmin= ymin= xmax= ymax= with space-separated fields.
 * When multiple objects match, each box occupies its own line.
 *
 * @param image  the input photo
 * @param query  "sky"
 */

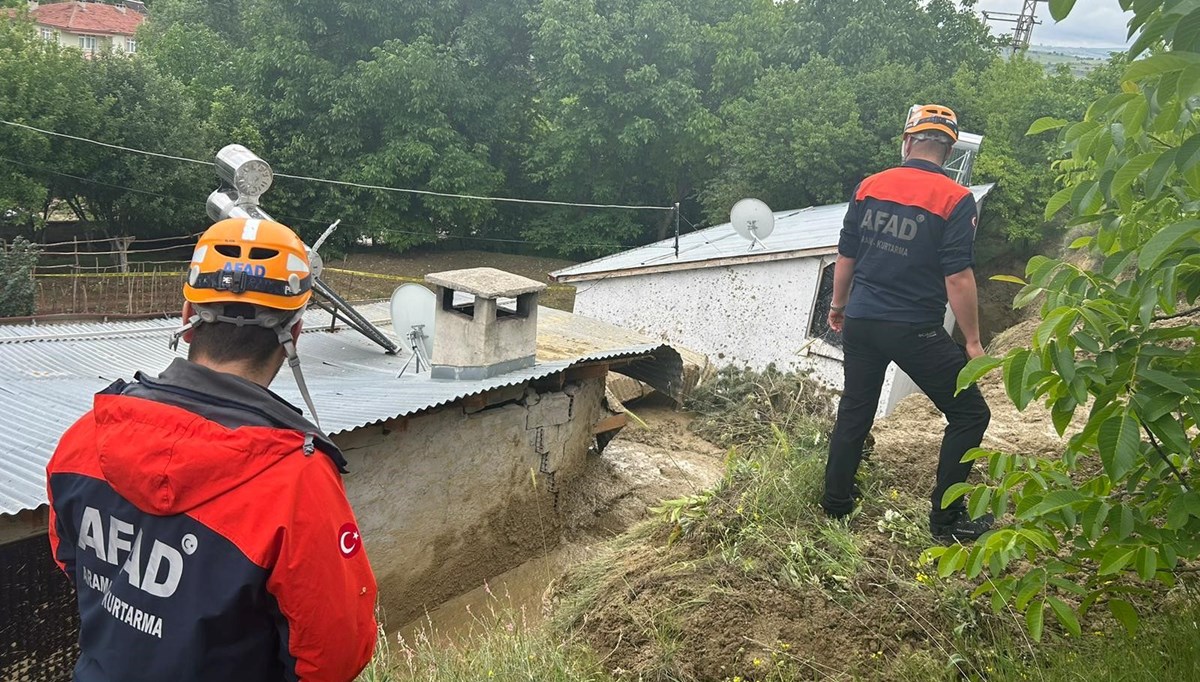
xmin=970 ymin=0 xmax=1132 ymax=48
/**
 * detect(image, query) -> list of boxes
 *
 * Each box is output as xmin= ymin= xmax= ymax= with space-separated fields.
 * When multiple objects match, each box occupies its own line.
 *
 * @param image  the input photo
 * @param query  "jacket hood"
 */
xmin=93 ymin=393 xmax=310 ymax=515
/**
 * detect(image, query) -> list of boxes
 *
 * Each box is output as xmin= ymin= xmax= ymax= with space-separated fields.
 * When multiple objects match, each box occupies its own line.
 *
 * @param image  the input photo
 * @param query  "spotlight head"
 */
xmin=215 ymin=144 xmax=273 ymax=203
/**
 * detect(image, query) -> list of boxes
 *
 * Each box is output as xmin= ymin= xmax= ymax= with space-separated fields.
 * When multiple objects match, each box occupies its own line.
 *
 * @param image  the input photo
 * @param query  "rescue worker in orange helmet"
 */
xmin=822 ymin=105 xmax=993 ymax=543
xmin=46 ymin=218 xmax=378 ymax=681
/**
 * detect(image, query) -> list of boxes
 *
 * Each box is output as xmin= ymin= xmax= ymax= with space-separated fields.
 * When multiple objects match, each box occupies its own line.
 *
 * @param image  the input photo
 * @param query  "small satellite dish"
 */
xmin=390 ymin=284 xmax=437 ymax=374
xmin=730 ymin=198 xmax=775 ymax=243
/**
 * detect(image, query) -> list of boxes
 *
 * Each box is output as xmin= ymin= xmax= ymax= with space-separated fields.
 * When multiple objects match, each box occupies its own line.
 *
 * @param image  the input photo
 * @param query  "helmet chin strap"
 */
xmin=275 ymin=315 xmax=321 ymax=431
xmin=169 ymin=306 xmax=322 ymax=431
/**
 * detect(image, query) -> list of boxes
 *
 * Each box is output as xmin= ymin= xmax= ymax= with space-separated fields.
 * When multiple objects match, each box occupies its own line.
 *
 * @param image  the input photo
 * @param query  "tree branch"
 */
xmin=1140 ymin=422 xmax=1190 ymax=492
xmin=1152 ymin=306 xmax=1200 ymax=322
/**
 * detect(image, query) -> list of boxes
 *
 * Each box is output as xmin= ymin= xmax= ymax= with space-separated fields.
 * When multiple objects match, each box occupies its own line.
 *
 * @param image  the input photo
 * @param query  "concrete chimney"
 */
xmin=425 ymin=268 xmax=546 ymax=380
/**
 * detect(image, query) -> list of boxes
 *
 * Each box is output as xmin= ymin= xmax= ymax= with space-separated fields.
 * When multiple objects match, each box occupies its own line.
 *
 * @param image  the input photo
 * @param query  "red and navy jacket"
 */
xmin=838 ymin=158 xmax=979 ymax=325
xmin=46 ymin=358 xmax=377 ymax=682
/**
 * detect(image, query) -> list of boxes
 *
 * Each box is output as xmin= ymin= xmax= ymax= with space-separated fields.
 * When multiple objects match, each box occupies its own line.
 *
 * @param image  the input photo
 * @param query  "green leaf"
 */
xmin=1175 ymin=9 xmax=1200 ymax=53
xmin=1097 ymin=410 xmax=1140 ymax=480
xmin=1068 ymin=235 xmax=1093 ymax=249
xmin=1052 ymin=399 xmax=1076 ymax=436
xmin=1148 ymin=414 xmax=1190 ymax=455
xmin=941 ymin=482 xmax=974 ymax=510
xmin=1118 ymin=506 xmax=1135 ymax=541
xmin=1027 ymin=116 xmax=1069 ymax=135
xmin=1109 ymin=599 xmax=1139 ymax=635
xmin=1146 ymin=148 xmax=1178 ymax=199
xmin=1178 ymin=133 xmax=1200 ymax=176
xmin=1124 ymin=53 xmax=1200 ymax=82
xmin=1137 ymin=366 xmax=1194 ymax=395
xmin=1082 ymin=501 xmax=1110 ymax=541
xmin=1020 ymin=489 xmax=1086 ymax=519
xmin=989 ymin=274 xmax=1027 ymax=285
xmin=1110 ymin=152 xmax=1159 ymax=197
xmin=1026 ymin=598 xmax=1046 ymax=641
xmin=1138 ymin=221 xmax=1200 ymax=271
xmin=1136 ymin=547 xmax=1157 ymax=581
xmin=1099 ymin=546 xmax=1137 ymax=575
xmin=1045 ymin=185 xmax=1076 ymax=221
xmin=1003 ymin=350 xmax=1041 ymax=411
xmin=1052 ymin=342 xmax=1076 ymax=383
xmin=1048 ymin=0 xmax=1077 ymax=21
xmin=1048 ymin=596 xmax=1082 ymax=637
xmin=965 ymin=545 xmax=986 ymax=579
xmin=1166 ymin=493 xmax=1200 ymax=529
xmin=937 ymin=545 xmax=962 ymax=578
xmin=956 ymin=355 xmax=1002 ymax=395
xmin=968 ymin=487 xmax=993 ymax=520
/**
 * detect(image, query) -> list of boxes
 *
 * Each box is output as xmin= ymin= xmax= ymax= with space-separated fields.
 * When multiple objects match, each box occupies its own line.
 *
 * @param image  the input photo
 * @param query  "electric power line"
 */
xmin=1 ymin=156 xmax=662 ymax=252
xmin=1 ymin=119 xmax=674 ymax=212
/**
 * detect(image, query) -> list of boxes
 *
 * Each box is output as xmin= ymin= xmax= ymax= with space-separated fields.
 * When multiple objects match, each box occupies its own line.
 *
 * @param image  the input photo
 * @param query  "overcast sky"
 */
xmin=970 ymin=0 xmax=1132 ymax=48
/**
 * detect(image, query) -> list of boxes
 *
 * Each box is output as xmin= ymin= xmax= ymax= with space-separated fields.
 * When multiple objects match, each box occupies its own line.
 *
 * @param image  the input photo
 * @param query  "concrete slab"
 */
xmin=427 ymin=268 xmax=547 ymax=298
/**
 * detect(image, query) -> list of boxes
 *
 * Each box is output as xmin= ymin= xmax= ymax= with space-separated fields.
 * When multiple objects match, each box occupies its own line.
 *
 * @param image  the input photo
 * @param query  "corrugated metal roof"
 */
xmin=0 ymin=303 xmax=676 ymax=516
xmin=552 ymin=183 xmax=996 ymax=282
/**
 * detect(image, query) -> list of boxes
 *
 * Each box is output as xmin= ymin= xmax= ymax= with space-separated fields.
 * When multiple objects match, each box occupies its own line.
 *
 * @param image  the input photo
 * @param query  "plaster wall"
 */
xmin=334 ymin=376 xmax=608 ymax=625
xmin=571 ymin=260 xmax=955 ymax=418
xmin=573 ymin=260 xmax=823 ymax=372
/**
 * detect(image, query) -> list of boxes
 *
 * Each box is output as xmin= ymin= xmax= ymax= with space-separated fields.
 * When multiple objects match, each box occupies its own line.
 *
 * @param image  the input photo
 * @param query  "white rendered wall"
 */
xmin=570 ymin=259 xmax=948 ymax=418
xmin=573 ymin=260 xmax=823 ymax=374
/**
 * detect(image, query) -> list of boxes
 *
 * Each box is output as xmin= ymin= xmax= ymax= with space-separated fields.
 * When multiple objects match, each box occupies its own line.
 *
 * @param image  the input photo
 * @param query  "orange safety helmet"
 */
xmin=184 ymin=218 xmax=313 ymax=311
xmin=904 ymin=104 xmax=959 ymax=144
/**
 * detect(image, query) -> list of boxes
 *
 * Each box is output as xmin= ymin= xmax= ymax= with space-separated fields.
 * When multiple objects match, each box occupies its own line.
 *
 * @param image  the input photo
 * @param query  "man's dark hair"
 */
xmin=187 ymin=303 xmax=283 ymax=366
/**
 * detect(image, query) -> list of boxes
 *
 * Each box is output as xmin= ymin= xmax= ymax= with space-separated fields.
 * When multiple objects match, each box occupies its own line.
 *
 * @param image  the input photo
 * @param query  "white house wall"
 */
xmin=574 ymin=260 xmax=824 ymax=373
xmin=572 ymin=259 xmax=953 ymax=418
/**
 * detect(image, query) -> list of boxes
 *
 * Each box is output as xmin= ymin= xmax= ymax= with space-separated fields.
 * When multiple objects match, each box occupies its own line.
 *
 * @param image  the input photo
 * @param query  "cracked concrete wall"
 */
xmin=333 ymin=375 xmax=608 ymax=625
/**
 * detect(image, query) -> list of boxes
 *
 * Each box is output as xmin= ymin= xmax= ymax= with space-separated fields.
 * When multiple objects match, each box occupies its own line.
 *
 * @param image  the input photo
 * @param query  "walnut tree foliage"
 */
xmin=0 ymin=237 xmax=40 ymax=317
xmin=930 ymin=0 xmax=1200 ymax=641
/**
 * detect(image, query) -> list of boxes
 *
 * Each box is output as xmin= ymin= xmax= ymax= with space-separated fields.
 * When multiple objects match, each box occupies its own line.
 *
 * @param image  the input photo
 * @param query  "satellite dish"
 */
xmin=730 ymin=198 xmax=775 ymax=243
xmin=390 ymin=284 xmax=437 ymax=374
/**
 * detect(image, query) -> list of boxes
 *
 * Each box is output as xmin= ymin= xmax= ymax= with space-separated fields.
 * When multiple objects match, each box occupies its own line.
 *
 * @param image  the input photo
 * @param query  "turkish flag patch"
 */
xmin=338 ymin=523 xmax=362 ymax=559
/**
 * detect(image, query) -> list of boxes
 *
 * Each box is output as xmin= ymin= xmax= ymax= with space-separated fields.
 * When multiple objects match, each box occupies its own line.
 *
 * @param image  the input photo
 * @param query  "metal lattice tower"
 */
xmin=982 ymin=0 xmax=1044 ymax=52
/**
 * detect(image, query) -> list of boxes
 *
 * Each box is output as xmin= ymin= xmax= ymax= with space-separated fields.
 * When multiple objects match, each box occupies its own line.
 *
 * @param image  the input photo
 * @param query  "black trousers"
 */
xmin=823 ymin=317 xmax=990 ymax=523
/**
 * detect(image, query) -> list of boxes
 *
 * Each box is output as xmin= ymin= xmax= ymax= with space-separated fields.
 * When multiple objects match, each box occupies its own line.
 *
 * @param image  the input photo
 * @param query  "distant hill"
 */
xmin=1025 ymin=45 xmax=1122 ymax=76
xmin=1029 ymin=44 xmax=1124 ymax=60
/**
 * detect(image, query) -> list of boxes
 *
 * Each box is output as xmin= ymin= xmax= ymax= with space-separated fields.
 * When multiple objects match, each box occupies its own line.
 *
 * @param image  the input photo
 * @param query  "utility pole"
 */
xmin=982 ymin=0 xmax=1044 ymax=52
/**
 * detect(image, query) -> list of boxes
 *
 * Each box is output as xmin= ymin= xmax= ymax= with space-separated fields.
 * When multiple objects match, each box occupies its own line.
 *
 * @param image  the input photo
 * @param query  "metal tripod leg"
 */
xmin=312 ymin=276 xmax=400 ymax=354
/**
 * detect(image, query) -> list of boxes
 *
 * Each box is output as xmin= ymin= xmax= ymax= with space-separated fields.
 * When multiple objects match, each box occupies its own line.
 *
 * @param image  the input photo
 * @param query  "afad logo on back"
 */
xmin=338 ymin=523 xmax=362 ymax=559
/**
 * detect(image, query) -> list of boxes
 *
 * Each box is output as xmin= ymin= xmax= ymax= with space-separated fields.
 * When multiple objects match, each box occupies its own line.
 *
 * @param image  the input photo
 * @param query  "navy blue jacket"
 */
xmin=838 ymin=159 xmax=978 ymax=325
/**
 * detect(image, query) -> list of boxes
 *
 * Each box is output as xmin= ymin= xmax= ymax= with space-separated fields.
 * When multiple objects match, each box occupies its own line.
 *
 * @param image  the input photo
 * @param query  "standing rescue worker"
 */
xmin=46 ymin=218 xmax=377 ymax=681
xmin=822 ymin=105 xmax=993 ymax=542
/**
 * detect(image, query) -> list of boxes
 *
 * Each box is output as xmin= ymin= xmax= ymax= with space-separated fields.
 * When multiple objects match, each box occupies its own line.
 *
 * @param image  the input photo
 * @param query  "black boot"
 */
xmin=930 ymin=511 xmax=994 ymax=544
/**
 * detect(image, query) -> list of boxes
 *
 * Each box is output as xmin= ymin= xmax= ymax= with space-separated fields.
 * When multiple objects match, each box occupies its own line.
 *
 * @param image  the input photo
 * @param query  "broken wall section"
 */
xmin=335 ymin=375 xmax=609 ymax=626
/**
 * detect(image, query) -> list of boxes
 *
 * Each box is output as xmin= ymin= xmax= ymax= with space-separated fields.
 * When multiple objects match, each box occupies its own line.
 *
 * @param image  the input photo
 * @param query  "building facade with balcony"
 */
xmin=22 ymin=1 xmax=145 ymax=57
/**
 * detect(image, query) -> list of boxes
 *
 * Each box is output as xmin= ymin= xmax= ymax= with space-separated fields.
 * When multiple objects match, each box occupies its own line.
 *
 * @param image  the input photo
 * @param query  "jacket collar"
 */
xmin=902 ymin=158 xmax=951 ymax=176
xmin=116 ymin=358 xmax=347 ymax=472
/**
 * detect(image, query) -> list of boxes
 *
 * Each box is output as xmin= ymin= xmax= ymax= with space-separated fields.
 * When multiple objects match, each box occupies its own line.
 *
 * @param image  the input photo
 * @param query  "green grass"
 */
xmin=357 ymin=369 xmax=1200 ymax=682
xmin=357 ymin=601 xmax=610 ymax=682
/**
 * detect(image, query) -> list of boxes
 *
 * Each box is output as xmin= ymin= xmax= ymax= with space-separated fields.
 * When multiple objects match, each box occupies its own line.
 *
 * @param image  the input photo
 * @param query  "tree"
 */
xmin=700 ymin=58 xmax=869 ymax=221
xmin=949 ymin=56 xmax=1119 ymax=259
xmin=934 ymin=0 xmax=1200 ymax=640
xmin=0 ymin=237 xmax=40 ymax=317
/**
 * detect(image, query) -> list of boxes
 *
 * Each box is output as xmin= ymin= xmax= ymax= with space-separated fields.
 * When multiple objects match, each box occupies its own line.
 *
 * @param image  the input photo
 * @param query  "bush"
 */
xmin=0 ymin=237 xmax=40 ymax=318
